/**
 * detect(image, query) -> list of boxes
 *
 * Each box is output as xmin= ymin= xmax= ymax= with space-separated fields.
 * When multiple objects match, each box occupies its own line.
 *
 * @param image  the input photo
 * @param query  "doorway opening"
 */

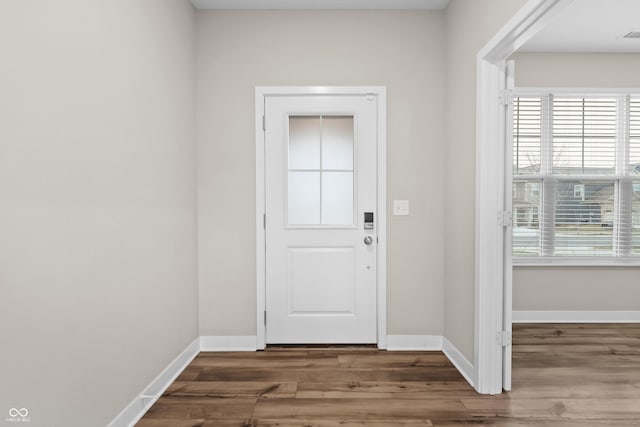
xmin=474 ymin=0 xmax=574 ymax=394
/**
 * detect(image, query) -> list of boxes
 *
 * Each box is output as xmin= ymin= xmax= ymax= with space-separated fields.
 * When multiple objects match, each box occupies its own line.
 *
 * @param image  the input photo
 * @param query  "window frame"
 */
xmin=512 ymin=87 xmax=640 ymax=266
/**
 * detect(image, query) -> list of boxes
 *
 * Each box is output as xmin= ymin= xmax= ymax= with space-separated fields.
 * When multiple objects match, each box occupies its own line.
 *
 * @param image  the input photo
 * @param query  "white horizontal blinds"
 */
xmin=633 ymin=181 xmax=640 ymax=255
xmin=630 ymin=98 xmax=640 ymax=255
xmin=631 ymin=97 xmax=640 ymax=174
xmin=552 ymin=181 xmax=615 ymax=256
xmin=550 ymin=97 xmax=618 ymax=257
xmin=512 ymin=97 xmax=543 ymax=256
xmin=512 ymin=93 xmax=640 ymax=261
xmin=616 ymin=180 xmax=633 ymax=257
xmin=513 ymin=97 xmax=542 ymax=174
xmin=552 ymin=97 xmax=617 ymax=175
xmin=540 ymin=178 xmax=555 ymax=256
xmin=512 ymin=180 xmax=541 ymax=256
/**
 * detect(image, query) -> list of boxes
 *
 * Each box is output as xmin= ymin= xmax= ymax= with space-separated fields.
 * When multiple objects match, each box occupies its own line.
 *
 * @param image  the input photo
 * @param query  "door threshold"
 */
xmin=266 ymin=343 xmax=379 ymax=351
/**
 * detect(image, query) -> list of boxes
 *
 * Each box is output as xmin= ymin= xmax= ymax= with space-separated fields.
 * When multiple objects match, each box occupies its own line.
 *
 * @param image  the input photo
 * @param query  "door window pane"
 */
xmin=288 ymin=172 xmax=320 ymax=225
xmin=322 ymin=116 xmax=354 ymax=170
xmin=322 ymin=172 xmax=354 ymax=225
xmin=287 ymin=115 xmax=355 ymax=226
xmin=289 ymin=117 xmax=320 ymax=170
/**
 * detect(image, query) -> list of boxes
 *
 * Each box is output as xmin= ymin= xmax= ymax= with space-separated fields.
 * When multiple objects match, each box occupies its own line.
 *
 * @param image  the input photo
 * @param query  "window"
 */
xmin=513 ymin=93 xmax=640 ymax=263
xmin=573 ymin=184 xmax=584 ymax=200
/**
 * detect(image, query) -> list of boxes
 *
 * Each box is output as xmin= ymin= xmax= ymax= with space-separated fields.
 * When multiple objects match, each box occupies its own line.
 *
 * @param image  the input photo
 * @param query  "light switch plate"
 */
xmin=393 ymin=200 xmax=410 ymax=216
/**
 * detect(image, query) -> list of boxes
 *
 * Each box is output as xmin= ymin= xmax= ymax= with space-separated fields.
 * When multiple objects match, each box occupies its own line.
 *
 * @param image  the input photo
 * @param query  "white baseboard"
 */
xmin=385 ymin=335 xmax=475 ymax=388
xmin=108 ymin=337 xmax=200 ymax=427
xmin=200 ymin=335 xmax=257 ymax=351
xmin=442 ymin=337 xmax=475 ymax=388
xmin=386 ymin=335 xmax=443 ymax=351
xmin=513 ymin=310 xmax=640 ymax=323
xmin=109 ymin=334 xmax=477 ymax=426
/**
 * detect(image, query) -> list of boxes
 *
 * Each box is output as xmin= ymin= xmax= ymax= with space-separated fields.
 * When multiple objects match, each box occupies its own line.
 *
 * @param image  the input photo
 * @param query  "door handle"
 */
xmin=364 ymin=236 xmax=374 ymax=245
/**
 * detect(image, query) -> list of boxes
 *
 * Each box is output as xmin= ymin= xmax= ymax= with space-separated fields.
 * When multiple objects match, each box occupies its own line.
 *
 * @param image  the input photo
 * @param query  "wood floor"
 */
xmin=137 ymin=324 xmax=640 ymax=426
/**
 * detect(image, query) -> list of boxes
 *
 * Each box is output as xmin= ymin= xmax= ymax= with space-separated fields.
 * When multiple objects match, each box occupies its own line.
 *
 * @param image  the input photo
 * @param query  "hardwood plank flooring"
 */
xmin=137 ymin=324 xmax=640 ymax=426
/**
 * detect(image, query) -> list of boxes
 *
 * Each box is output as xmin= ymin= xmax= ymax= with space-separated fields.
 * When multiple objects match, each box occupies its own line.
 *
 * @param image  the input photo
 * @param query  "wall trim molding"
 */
xmin=513 ymin=310 xmax=640 ymax=323
xmin=200 ymin=335 xmax=258 ymax=351
xmin=386 ymin=335 xmax=443 ymax=351
xmin=442 ymin=337 xmax=475 ymax=388
xmin=107 ymin=337 xmax=200 ymax=427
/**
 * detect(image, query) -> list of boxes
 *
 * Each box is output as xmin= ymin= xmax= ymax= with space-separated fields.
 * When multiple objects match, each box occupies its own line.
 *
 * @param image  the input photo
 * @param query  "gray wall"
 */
xmin=0 ymin=1 xmax=198 ymax=426
xmin=196 ymin=10 xmax=447 ymax=337
xmin=4 ymin=6 xmax=610 ymax=425
xmin=443 ymin=0 xmax=528 ymax=362
xmin=515 ymin=267 xmax=640 ymax=311
xmin=511 ymin=52 xmax=640 ymax=312
xmin=512 ymin=52 xmax=640 ymax=88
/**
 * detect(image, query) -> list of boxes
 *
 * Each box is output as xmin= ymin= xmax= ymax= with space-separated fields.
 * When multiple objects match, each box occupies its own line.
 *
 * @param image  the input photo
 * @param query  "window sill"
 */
xmin=513 ymin=257 xmax=640 ymax=267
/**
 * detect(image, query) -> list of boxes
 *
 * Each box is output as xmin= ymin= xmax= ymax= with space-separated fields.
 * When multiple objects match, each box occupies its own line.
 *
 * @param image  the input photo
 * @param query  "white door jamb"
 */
xmin=474 ymin=0 xmax=574 ymax=394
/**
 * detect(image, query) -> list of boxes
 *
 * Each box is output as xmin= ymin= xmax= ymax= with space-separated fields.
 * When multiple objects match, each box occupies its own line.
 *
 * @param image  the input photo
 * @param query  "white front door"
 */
xmin=264 ymin=94 xmax=378 ymax=344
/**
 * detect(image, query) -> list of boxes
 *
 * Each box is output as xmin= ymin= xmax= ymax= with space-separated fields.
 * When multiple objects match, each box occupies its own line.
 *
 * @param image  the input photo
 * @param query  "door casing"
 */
xmin=474 ymin=0 xmax=574 ymax=394
xmin=255 ymin=86 xmax=387 ymax=350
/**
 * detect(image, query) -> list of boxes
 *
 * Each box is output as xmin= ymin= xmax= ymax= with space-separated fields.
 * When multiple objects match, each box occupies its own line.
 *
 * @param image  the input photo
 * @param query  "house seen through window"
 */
xmin=512 ymin=93 xmax=640 ymax=262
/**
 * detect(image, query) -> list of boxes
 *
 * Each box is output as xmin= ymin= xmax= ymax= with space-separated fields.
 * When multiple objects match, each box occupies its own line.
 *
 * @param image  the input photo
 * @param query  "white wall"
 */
xmin=443 ymin=0 xmax=528 ymax=362
xmin=196 ymin=10 xmax=446 ymax=337
xmin=511 ymin=52 xmax=640 ymax=312
xmin=0 ymin=1 xmax=198 ymax=426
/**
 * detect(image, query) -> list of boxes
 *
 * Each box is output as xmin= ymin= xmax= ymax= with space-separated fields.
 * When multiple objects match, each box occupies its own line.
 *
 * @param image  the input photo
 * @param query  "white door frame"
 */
xmin=474 ymin=0 xmax=574 ymax=394
xmin=255 ymin=86 xmax=387 ymax=350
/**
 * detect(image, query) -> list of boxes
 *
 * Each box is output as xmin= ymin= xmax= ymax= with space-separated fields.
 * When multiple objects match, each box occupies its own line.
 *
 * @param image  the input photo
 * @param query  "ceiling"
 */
xmin=520 ymin=0 xmax=640 ymax=53
xmin=192 ymin=0 xmax=449 ymax=10
xmin=191 ymin=0 xmax=640 ymax=53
